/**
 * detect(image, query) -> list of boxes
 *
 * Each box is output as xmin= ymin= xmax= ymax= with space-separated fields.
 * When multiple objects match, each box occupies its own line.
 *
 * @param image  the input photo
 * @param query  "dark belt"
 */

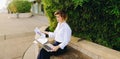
xmin=53 ymin=41 xmax=61 ymax=46
xmin=53 ymin=41 xmax=67 ymax=50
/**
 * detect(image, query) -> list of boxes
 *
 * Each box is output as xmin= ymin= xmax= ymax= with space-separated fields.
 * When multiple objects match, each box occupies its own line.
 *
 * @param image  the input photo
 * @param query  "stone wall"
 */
xmin=69 ymin=36 xmax=120 ymax=59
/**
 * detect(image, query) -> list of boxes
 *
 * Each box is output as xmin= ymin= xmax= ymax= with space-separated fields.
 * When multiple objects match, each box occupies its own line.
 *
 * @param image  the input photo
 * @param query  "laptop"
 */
xmin=34 ymin=27 xmax=54 ymax=52
xmin=34 ymin=38 xmax=54 ymax=52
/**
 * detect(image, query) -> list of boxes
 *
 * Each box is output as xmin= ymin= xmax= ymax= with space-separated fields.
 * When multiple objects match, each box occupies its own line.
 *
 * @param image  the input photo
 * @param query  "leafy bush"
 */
xmin=42 ymin=0 xmax=120 ymax=51
xmin=8 ymin=0 xmax=31 ymax=13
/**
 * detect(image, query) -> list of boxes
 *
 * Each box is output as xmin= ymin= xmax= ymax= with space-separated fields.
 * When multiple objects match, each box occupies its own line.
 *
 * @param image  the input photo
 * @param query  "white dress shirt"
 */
xmin=48 ymin=21 xmax=72 ymax=49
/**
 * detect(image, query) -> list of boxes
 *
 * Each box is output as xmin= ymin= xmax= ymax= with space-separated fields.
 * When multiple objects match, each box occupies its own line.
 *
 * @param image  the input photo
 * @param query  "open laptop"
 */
xmin=34 ymin=27 xmax=54 ymax=52
xmin=35 ymin=38 xmax=54 ymax=52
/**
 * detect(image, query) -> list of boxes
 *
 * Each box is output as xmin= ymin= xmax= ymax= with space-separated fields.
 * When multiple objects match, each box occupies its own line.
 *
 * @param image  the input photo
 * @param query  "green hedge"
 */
xmin=8 ymin=0 xmax=31 ymax=13
xmin=42 ymin=0 xmax=120 ymax=51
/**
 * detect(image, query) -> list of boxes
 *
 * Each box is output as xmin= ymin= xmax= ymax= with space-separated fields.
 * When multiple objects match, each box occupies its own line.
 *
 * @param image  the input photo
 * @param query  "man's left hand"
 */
xmin=52 ymin=46 xmax=60 ymax=52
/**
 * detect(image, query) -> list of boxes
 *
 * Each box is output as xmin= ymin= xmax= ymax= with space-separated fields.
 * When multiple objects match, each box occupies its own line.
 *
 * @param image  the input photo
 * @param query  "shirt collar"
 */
xmin=59 ymin=21 xmax=66 ymax=25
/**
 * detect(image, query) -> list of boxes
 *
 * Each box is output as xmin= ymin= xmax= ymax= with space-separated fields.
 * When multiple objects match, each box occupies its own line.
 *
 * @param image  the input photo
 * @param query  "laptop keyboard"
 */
xmin=44 ymin=45 xmax=52 ymax=50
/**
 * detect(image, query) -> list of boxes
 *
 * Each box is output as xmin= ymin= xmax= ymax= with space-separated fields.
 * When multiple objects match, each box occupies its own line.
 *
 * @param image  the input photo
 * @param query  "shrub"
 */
xmin=8 ymin=0 xmax=31 ymax=13
xmin=42 ymin=0 xmax=120 ymax=51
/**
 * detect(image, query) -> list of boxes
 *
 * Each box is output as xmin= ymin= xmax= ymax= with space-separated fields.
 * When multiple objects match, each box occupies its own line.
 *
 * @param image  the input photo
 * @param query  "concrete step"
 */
xmin=50 ymin=46 xmax=83 ymax=59
xmin=22 ymin=36 xmax=120 ymax=59
xmin=23 ymin=43 xmax=40 ymax=59
xmin=22 ymin=37 xmax=92 ymax=59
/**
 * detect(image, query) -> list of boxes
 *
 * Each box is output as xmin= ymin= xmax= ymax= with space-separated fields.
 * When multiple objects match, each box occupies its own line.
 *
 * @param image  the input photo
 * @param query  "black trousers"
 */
xmin=37 ymin=41 xmax=67 ymax=59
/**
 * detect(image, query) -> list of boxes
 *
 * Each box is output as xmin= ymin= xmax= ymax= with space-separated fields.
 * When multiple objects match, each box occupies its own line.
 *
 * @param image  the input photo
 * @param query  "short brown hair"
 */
xmin=54 ymin=10 xmax=67 ymax=20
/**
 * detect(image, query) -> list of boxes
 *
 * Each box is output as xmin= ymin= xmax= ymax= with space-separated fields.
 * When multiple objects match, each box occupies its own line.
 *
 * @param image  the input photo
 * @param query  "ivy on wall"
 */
xmin=42 ymin=0 xmax=120 ymax=51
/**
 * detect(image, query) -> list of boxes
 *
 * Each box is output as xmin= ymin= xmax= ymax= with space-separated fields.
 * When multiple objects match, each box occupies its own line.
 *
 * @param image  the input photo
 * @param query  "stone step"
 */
xmin=23 ymin=36 xmax=120 ymax=59
xmin=23 ymin=43 xmax=40 ymax=59
xmin=50 ymin=46 xmax=89 ymax=59
xmin=69 ymin=37 xmax=120 ymax=59
xmin=22 ymin=37 xmax=92 ymax=59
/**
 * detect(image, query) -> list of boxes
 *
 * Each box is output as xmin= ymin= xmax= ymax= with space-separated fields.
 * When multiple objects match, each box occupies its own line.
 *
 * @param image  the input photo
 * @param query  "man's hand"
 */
xmin=52 ymin=46 xmax=60 ymax=52
xmin=42 ymin=31 xmax=49 ymax=34
xmin=42 ymin=31 xmax=49 ymax=37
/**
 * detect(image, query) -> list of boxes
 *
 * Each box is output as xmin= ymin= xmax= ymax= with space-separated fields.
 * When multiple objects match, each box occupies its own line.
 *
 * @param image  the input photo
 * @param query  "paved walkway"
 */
xmin=0 ymin=13 xmax=48 ymax=36
xmin=0 ymin=35 xmax=34 ymax=59
xmin=0 ymin=13 xmax=49 ymax=59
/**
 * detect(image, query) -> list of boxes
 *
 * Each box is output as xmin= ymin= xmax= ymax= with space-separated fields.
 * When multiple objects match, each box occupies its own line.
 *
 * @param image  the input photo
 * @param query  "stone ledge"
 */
xmin=51 ymin=46 xmax=92 ymax=59
xmin=22 ymin=37 xmax=92 ymax=59
xmin=23 ymin=36 xmax=120 ymax=59
xmin=23 ymin=44 xmax=39 ymax=59
xmin=69 ymin=36 xmax=120 ymax=59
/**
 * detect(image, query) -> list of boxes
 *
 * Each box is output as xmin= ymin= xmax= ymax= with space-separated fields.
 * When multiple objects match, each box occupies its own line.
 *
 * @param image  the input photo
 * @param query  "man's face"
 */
xmin=55 ymin=14 xmax=63 ymax=23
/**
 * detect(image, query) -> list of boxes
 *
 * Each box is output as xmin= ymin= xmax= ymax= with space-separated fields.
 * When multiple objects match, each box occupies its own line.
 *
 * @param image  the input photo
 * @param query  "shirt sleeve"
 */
xmin=59 ymin=28 xmax=72 ymax=49
xmin=48 ymin=32 xmax=55 ymax=38
xmin=48 ymin=23 xmax=59 ymax=38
